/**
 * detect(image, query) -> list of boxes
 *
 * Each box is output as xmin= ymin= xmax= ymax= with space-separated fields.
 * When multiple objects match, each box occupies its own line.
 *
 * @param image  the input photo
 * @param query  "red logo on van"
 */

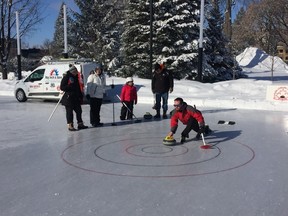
xmin=50 ymin=69 xmax=59 ymax=76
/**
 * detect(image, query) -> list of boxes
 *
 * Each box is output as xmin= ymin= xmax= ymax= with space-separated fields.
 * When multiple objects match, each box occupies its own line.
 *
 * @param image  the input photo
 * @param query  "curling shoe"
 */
xmin=68 ymin=123 xmax=77 ymax=131
xmin=78 ymin=122 xmax=88 ymax=130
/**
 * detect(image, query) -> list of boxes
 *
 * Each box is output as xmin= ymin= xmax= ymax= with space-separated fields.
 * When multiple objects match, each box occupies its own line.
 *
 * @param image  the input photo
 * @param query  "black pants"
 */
xmin=181 ymin=117 xmax=200 ymax=137
xmin=89 ymin=97 xmax=103 ymax=125
xmin=65 ymin=104 xmax=83 ymax=124
xmin=120 ymin=101 xmax=134 ymax=120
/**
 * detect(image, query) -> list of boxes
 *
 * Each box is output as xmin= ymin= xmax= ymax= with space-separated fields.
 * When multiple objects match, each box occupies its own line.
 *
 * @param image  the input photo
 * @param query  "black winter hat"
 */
xmin=69 ymin=65 xmax=78 ymax=73
xmin=154 ymin=63 xmax=161 ymax=70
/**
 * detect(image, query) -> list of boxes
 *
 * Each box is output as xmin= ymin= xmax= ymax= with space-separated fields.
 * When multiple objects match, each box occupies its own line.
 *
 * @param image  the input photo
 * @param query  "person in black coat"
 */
xmin=151 ymin=63 xmax=174 ymax=119
xmin=60 ymin=65 xmax=88 ymax=131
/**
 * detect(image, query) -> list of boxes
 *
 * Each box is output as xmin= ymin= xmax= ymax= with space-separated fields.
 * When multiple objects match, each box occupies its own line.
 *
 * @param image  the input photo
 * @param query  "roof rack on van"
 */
xmin=46 ymin=58 xmax=95 ymax=65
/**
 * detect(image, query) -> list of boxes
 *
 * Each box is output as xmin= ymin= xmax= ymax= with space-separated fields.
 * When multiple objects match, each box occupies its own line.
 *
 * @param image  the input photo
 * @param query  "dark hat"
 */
xmin=95 ymin=64 xmax=103 ymax=70
xmin=154 ymin=63 xmax=161 ymax=70
xmin=69 ymin=65 xmax=77 ymax=73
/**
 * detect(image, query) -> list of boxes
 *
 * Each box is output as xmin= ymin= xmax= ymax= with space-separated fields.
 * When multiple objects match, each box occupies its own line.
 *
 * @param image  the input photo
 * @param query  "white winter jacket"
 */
xmin=86 ymin=73 xmax=106 ymax=99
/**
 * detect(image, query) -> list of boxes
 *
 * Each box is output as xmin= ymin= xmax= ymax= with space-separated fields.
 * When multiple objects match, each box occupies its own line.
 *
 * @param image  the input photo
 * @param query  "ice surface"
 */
xmin=0 ymin=96 xmax=288 ymax=216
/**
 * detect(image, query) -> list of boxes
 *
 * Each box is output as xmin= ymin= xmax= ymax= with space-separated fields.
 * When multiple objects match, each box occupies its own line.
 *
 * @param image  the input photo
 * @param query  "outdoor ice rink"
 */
xmin=1 ymin=96 xmax=288 ymax=216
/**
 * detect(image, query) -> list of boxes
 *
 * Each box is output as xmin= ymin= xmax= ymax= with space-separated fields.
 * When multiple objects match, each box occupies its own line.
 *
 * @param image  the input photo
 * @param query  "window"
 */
xmin=25 ymin=69 xmax=45 ymax=82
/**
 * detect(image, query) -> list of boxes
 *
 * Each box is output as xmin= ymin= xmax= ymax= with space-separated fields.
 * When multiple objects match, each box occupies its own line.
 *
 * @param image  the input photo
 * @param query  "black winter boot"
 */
xmin=78 ymin=122 xmax=88 ymax=130
xmin=154 ymin=110 xmax=160 ymax=119
xmin=162 ymin=111 xmax=168 ymax=119
xmin=180 ymin=134 xmax=189 ymax=144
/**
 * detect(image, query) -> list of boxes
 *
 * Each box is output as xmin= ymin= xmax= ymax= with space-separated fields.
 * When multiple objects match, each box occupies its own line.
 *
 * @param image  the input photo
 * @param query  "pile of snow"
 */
xmin=123 ymin=77 xmax=287 ymax=111
xmin=40 ymin=56 xmax=53 ymax=63
xmin=0 ymin=79 xmax=16 ymax=96
xmin=236 ymin=47 xmax=288 ymax=72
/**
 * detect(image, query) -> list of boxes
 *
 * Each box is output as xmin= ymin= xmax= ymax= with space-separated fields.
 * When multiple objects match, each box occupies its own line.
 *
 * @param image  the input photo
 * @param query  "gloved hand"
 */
xmin=134 ymin=100 xmax=137 ymax=105
xmin=167 ymin=131 xmax=174 ymax=137
xmin=169 ymin=88 xmax=173 ymax=93
xmin=86 ymin=94 xmax=90 ymax=101
xmin=111 ymin=84 xmax=115 ymax=89
xmin=198 ymin=125 xmax=205 ymax=134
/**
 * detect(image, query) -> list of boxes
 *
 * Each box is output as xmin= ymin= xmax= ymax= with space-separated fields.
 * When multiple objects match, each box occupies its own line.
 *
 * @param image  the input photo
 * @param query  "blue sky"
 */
xmin=23 ymin=0 xmax=78 ymax=47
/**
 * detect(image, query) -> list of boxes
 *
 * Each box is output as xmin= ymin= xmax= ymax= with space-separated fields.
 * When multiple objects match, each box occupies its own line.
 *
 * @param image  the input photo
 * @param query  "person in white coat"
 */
xmin=86 ymin=65 xmax=106 ymax=127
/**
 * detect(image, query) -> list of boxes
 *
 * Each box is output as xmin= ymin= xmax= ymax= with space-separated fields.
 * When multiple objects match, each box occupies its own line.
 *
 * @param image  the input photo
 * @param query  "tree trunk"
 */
xmin=224 ymin=0 xmax=232 ymax=40
xmin=1 ymin=65 xmax=8 ymax=80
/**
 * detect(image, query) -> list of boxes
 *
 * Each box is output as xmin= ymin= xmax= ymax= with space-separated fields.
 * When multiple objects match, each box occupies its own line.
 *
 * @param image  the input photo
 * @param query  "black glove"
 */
xmin=198 ymin=125 xmax=205 ymax=134
xmin=86 ymin=94 xmax=90 ymax=101
xmin=111 ymin=84 xmax=115 ymax=89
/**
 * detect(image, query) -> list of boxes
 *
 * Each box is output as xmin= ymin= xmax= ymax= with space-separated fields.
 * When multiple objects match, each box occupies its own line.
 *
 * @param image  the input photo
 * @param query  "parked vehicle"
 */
xmin=14 ymin=60 xmax=98 ymax=102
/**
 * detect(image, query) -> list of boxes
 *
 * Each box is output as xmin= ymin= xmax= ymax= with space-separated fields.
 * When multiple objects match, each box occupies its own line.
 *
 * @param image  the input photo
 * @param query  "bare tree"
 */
xmin=0 ymin=0 xmax=43 ymax=79
xmin=263 ymin=0 xmax=288 ymax=47
xmin=232 ymin=0 xmax=288 ymax=54
xmin=222 ymin=0 xmax=261 ymax=40
xmin=41 ymin=39 xmax=52 ymax=56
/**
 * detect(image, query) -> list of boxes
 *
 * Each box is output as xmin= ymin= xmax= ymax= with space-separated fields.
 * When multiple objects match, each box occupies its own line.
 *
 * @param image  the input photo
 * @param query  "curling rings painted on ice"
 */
xmin=61 ymin=137 xmax=255 ymax=178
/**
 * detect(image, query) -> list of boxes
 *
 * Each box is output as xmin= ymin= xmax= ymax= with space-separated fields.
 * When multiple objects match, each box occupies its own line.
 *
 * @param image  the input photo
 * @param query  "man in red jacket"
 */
xmin=167 ymin=97 xmax=205 ymax=143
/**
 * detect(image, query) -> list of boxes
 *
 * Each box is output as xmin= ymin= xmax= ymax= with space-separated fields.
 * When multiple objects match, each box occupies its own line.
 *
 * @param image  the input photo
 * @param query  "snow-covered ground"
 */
xmin=1 ymin=47 xmax=288 ymax=111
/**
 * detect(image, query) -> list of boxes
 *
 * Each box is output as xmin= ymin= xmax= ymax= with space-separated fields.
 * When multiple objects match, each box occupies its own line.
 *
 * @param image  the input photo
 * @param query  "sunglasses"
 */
xmin=174 ymin=104 xmax=181 ymax=107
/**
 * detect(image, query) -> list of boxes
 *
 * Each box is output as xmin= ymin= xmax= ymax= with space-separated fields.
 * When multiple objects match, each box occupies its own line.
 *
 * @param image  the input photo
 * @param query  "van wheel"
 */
xmin=16 ymin=89 xmax=27 ymax=102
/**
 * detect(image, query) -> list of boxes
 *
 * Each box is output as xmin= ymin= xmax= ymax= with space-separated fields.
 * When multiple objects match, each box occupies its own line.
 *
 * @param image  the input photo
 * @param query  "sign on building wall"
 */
xmin=266 ymin=85 xmax=288 ymax=101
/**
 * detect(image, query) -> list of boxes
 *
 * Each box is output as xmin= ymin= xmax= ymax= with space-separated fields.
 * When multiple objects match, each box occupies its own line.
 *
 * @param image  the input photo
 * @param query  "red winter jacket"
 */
xmin=170 ymin=103 xmax=204 ymax=133
xmin=120 ymin=84 xmax=137 ymax=103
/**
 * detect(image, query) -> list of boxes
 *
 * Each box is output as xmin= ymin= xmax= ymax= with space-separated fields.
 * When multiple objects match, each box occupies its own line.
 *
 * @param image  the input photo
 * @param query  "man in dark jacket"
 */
xmin=60 ymin=65 xmax=88 ymax=131
xmin=167 ymin=97 xmax=205 ymax=143
xmin=151 ymin=63 xmax=174 ymax=119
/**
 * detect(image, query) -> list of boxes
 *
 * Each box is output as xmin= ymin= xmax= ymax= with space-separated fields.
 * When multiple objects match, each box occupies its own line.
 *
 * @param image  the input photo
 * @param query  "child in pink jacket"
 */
xmin=120 ymin=77 xmax=137 ymax=120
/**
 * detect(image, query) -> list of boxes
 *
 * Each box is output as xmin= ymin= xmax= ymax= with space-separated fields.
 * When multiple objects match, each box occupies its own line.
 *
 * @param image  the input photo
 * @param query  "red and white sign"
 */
xmin=266 ymin=85 xmax=288 ymax=101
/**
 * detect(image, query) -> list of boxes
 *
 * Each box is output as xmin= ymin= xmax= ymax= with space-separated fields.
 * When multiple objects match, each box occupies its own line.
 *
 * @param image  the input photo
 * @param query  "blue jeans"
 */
xmin=155 ymin=92 xmax=168 ymax=113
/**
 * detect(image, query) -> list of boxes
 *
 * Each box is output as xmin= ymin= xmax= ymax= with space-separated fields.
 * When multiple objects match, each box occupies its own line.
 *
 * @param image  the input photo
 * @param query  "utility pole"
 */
xmin=197 ymin=0 xmax=205 ymax=82
xmin=63 ymin=4 xmax=68 ymax=58
xmin=16 ymin=11 xmax=22 ymax=80
xmin=149 ymin=0 xmax=153 ymax=76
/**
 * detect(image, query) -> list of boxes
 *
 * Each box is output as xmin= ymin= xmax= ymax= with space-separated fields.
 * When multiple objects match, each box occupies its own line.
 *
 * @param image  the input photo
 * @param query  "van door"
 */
xmin=43 ymin=66 xmax=66 ymax=98
xmin=24 ymin=69 xmax=45 ymax=97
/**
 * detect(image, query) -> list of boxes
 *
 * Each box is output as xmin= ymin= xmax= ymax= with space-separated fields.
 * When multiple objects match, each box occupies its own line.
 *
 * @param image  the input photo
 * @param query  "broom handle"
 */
xmin=48 ymin=93 xmax=64 ymax=122
xmin=112 ymin=80 xmax=115 ymax=123
xmin=116 ymin=94 xmax=139 ymax=120
xmin=201 ymin=133 xmax=206 ymax=145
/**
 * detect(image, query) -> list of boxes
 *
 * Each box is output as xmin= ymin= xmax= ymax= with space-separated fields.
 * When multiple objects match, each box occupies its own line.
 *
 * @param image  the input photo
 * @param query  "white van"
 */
xmin=14 ymin=60 xmax=98 ymax=102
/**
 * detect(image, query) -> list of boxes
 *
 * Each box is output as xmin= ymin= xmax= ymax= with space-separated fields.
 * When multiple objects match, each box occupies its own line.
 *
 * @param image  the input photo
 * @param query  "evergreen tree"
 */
xmin=51 ymin=2 xmax=77 ymax=58
xmin=120 ymin=0 xmax=151 ymax=78
xmin=73 ymin=0 xmax=123 ymax=71
xmin=153 ymin=0 xmax=200 ymax=79
xmin=204 ymin=0 xmax=243 ymax=82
